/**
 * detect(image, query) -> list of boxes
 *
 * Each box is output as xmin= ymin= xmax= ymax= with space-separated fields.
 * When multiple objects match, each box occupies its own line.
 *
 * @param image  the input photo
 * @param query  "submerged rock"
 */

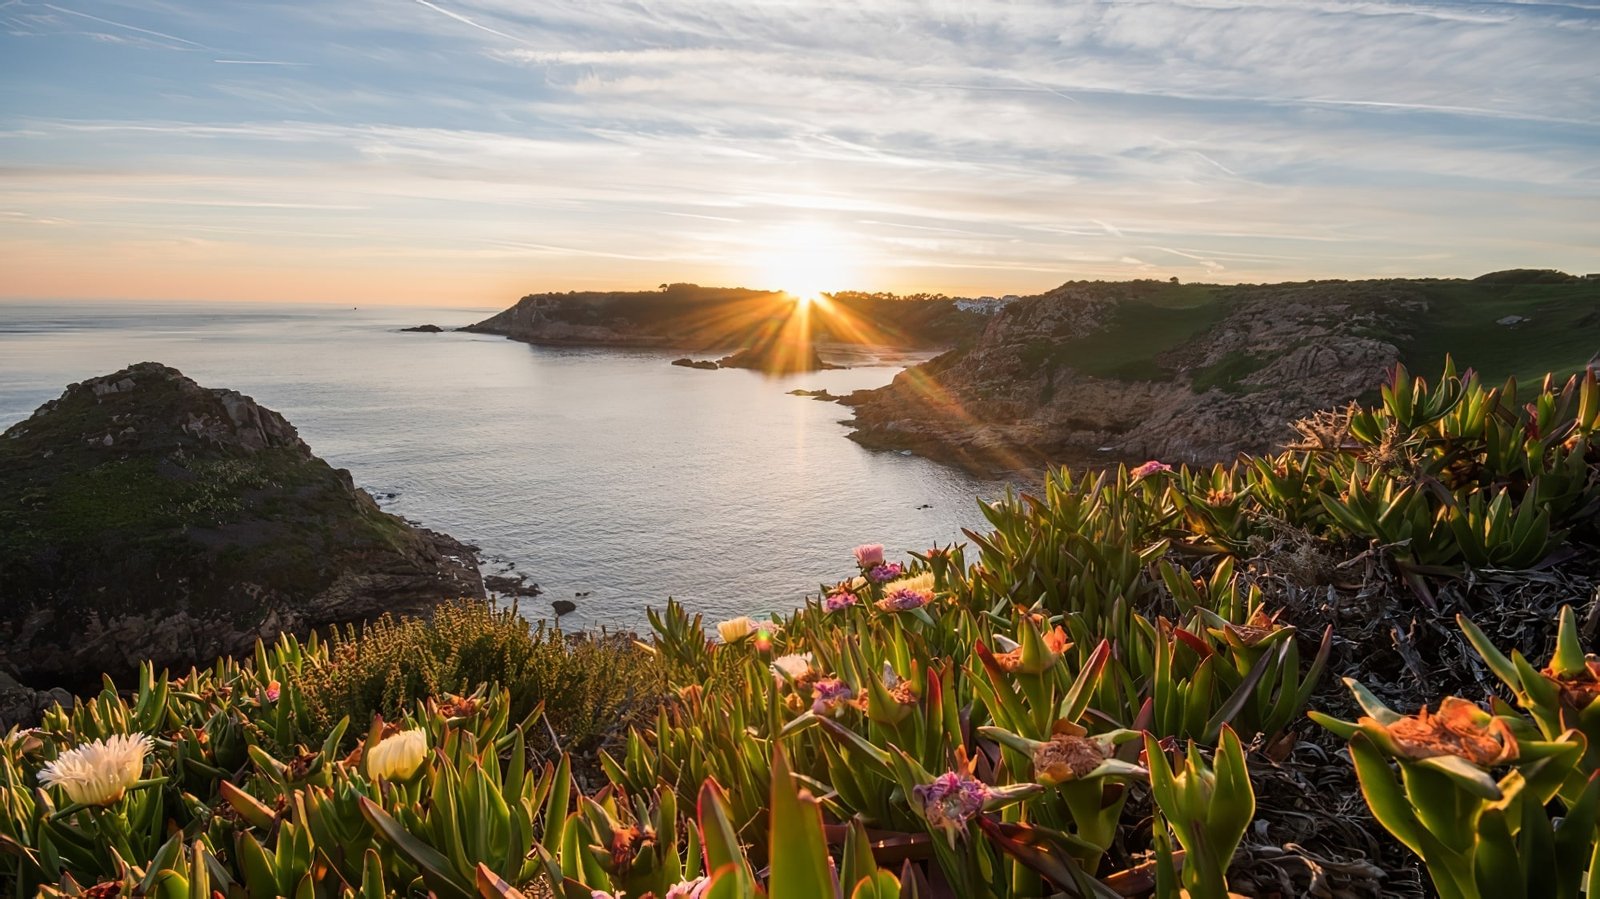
xmin=485 ymin=574 xmax=542 ymax=597
xmin=0 ymin=362 xmax=483 ymax=703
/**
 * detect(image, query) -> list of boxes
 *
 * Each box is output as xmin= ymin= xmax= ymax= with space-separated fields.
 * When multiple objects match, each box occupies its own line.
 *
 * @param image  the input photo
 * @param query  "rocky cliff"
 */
xmin=0 ymin=363 xmax=483 ymax=707
xmin=842 ymin=279 xmax=1434 ymax=475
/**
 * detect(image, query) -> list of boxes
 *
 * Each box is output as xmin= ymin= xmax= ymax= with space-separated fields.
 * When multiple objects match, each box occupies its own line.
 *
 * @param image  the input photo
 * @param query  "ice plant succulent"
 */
xmin=990 ymin=624 xmax=1071 ymax=674
xmin=822 ymin=588 xmax=859 ymax=612
xmin=876 ymin=572 xmax=934 ymax=612
xmin=1460 ymin=605 xmax=1600 ymax=781
xmin=1145 ymin=727 xmax=1255 ymax=899
xmin=1311 ymin=677 xmax=1582 ymax=799
xmin=1381 ymin=697 xmax=1518 ymax=766
xmin=852 ymin=543 xmax=885 ymax=567
xmin=771 ymin=652 xmax=814 ymax=684
xmin=912 ymin=771 xmax=989 ymax=847
xmin=365 ymin=728 xmax=427 ymax=781
xmin=810 ymin=678 xmax=857 ymax=717
xmin=1131 ymin=459 xmax=1173 ymax=479
xmin=1312 ymin=676 xmax=1596 ymax=899
xmin=866 ymin=562 xmax=904 ymax=583
xmin=716 ymin=616 xmax=758 ymax=643
xmin=37 ymin=733 xmax=151 ymax=807
xmin=663 ymin=877 xmax=710 ymax=898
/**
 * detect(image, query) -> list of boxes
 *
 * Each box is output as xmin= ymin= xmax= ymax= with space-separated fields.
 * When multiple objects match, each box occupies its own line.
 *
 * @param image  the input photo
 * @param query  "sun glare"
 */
xmin=756 ymin=223 xmax=859 ymax=302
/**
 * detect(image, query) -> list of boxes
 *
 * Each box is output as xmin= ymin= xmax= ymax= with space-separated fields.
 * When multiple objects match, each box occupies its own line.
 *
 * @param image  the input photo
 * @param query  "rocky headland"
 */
xmin=463 ymin=283 xmax=987 ymax=374
xmin=0 ymin=363 xmax=483 ymax=714
xmin=841 ymin=274 xmax=1600 ymax=476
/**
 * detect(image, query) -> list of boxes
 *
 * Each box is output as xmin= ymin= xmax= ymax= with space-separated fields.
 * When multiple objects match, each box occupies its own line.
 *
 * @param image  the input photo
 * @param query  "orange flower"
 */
xmin=432 ymin=692 xmax=482 ymax=719
xmin=1031 ymin=733 xmax=1108 ymax=785
xmin=1221 ymin=608 xmax=1282 ymax=647
xmin=992 ymin=626 xmax=1071 ymax=674
xmin=1543 ymin=657 xmax=1600 ymax=710
xmin=1376 ymin=697 xmax=1518 ymax=766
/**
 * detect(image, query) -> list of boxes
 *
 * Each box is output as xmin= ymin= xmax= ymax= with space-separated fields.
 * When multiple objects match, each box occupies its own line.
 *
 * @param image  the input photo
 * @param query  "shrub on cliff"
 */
xmin=300 ymin=600 xmax=664 ymax=759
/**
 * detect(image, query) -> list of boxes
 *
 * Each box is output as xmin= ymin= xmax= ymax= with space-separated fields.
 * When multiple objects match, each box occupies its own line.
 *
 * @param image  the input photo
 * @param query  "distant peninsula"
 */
xmin=460 ymin=283 xmax=989 ymax=373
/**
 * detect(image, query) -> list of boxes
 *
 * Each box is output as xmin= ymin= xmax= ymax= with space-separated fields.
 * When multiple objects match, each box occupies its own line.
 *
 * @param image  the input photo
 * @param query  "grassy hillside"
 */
xmin=1403 ymin=278 xmax=1600 ymax=384
xmin=1013 ymin=274 xmax=1598 ymax=390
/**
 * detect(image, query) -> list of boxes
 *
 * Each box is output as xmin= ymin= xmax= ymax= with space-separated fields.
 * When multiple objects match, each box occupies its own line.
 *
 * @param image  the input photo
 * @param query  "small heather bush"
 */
xmin=300 ymin=599 xmax=665 ymax=758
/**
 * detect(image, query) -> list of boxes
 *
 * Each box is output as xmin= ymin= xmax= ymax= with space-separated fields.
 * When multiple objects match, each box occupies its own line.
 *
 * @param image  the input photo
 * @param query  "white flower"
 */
xmin=717 ymin=616 xmax=758 ymax=642
xmin=665 ymin=877 xmax=709 ymax=898
xmin=38 ymin=733 xmax=151 ymax=806
xmin=366 ymin=729 xmax=428 ymax=781
xmin=771 ymin=653 xmax=814 ymax=682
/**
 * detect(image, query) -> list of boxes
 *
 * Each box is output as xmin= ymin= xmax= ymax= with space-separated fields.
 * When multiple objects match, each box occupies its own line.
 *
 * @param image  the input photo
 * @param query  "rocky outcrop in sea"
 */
xmin=0 ymin=363 xmax=483 ymax=708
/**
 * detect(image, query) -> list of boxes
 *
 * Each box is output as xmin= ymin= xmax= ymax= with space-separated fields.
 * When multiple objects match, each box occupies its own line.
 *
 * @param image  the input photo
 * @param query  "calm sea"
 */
xmin=0 ymin=301 xmax=1007 ymax=630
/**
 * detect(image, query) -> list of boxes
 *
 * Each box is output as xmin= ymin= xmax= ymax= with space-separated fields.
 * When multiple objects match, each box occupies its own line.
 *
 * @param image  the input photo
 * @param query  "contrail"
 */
xmin=409 ymin=0 xmax=519 ymax=42
xmin=44 ymin=3 xmax=205 ymax=48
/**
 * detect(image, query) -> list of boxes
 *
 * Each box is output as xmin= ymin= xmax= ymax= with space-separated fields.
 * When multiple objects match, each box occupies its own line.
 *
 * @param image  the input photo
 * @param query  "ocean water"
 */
xmin=0 ymin=301 xmax=1008 ymax=630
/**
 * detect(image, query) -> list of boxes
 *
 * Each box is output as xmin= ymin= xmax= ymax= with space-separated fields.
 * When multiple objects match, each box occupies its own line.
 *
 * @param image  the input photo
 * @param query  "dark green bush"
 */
xmin=300 ymin=599 xmax=665 ymax=757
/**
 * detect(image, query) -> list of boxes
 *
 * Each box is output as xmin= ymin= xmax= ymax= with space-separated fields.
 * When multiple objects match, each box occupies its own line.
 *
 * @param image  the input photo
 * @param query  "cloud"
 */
xmin=0 ymin=0 xmax=1597 ymax=301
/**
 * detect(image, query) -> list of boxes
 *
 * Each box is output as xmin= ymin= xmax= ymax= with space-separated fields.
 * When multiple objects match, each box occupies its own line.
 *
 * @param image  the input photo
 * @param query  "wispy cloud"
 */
xmin=1 ymin=0 xmax=1597 ymax=302
xmin=41 ymin=2 xmax=203 ymax=47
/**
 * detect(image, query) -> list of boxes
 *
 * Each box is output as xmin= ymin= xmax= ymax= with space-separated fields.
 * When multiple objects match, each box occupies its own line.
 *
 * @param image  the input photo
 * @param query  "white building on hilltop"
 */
xmin=954 ymin=296 xmax=1017 ymax=315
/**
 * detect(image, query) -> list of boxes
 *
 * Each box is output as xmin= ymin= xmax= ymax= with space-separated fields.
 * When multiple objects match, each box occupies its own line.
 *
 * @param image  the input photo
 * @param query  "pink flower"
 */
xmin=265 ymin=681 xmax=281 ymax=703
xmin=853 ymin=543 xmax=886 ymax=567
xmin=1131 ymin=460 xmax=1173 ymax=479
xmin=664 ymin=877 xmax=710 ymax=899
xmin=868 ymin=562 xmax=904 ymax=583
xmin=913 ymin=772 xmax=989 ymax=846
xmin=824 ymin=591 xmax=860 ymax=612
xmin=811 ymin=678 xmax=856 ymax=716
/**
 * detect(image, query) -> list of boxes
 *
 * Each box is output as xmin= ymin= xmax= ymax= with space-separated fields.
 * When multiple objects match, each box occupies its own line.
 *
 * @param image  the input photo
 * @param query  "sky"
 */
xmin=1 ymin=0 xmax=1598 ymax=305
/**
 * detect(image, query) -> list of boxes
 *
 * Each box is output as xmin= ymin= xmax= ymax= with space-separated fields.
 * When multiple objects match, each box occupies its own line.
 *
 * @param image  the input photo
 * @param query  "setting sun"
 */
xmin=754 ymin=223 xmax=861 ymax=301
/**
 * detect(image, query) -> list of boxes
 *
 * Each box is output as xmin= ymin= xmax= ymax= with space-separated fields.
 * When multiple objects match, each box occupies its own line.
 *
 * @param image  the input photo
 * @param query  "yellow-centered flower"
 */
xmin=38 ymin=734 xmax=151 ymax=806
xmin=716 ymin=616 xmax=758 ymax=642
xmin=367 ymin=728 xmax=428 ymax=781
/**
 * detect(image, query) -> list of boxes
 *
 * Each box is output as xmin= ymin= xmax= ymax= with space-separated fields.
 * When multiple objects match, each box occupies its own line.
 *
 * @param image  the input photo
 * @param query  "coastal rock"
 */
xmin=717 ymin=343 xmax=840 ymax=375
xmin=402 ymin=324 xmax=445 ymax=333
xmin=0 ymin=363 xmax=484 ymax=709
xmin=671 ymin=358 xmax=721 ymax=371
xmin=843 ymin=280 xmax=1428 ymax=474
xmin=551 ymin=599 xmax=577 ymax=616
xmin=485 ymin=574 xmax=543 ymax=597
